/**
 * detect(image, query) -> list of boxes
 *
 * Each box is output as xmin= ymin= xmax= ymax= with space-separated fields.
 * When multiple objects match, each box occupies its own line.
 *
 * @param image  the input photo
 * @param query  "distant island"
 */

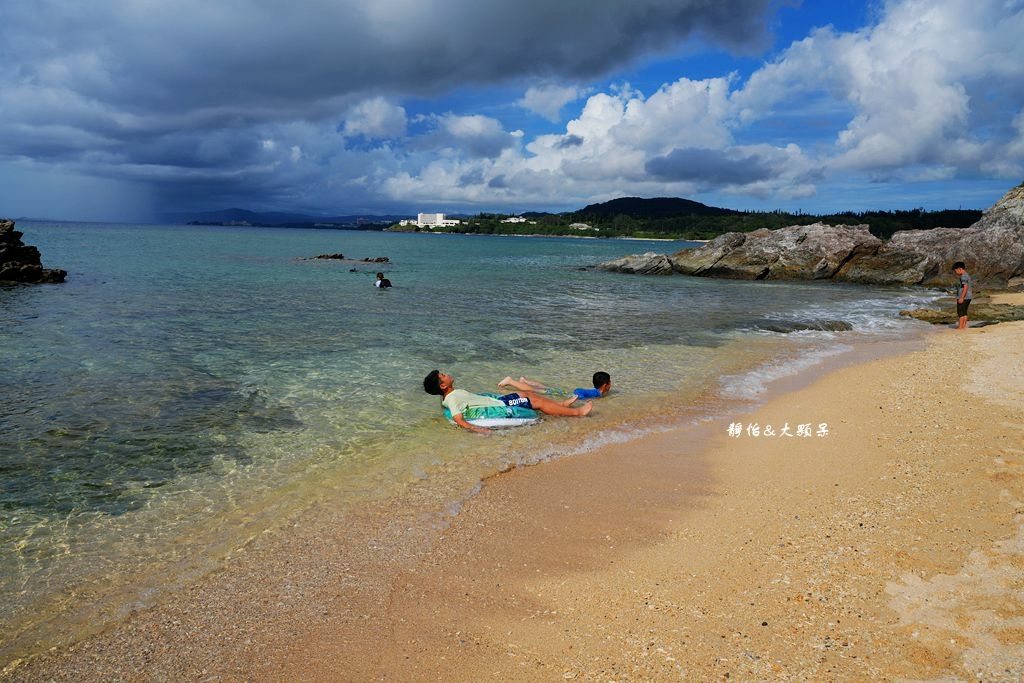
xmin=169 ymin=198 xmax=983 ymax=241
xmin=164 ymin=208 xmax=404 ymax=231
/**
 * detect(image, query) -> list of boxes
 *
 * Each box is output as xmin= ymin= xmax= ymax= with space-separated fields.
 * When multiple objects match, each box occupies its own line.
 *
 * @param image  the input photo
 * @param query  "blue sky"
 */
xmin=1 ymin=0 xmax=1022 ymax=221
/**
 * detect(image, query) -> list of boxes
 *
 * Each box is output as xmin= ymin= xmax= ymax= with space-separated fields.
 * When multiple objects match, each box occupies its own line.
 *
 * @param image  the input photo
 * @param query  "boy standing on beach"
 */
xmin=953 ymin=261 xmax=973 ymax=330
xmin=423 ymin=370 xmax=592 ymax=434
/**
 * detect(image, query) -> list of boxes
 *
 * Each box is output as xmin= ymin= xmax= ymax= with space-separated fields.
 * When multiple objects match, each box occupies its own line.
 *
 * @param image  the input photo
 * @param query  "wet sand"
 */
xmin=6 ymin=322 xmax=1023 ymax=681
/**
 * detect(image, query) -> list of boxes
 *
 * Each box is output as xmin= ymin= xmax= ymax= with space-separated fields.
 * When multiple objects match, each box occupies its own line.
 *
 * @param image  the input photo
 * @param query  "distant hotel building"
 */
xmin=418 ymin=212 xmax=461 ymax=228
xmin=397 ymin=212 xmax=462 ymax=228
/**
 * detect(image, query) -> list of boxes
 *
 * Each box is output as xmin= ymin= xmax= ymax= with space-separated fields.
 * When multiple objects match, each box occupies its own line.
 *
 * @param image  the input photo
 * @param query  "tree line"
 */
xmin=399 ymin=208 xmax=983 ymax=241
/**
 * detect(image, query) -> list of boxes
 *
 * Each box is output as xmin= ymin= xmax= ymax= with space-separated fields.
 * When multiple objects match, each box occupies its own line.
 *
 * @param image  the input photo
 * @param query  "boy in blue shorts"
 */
xmin=498 ymin=371 xmax=611 ymax=406
xmin=423 ymin=370 xmax=593 ymax=434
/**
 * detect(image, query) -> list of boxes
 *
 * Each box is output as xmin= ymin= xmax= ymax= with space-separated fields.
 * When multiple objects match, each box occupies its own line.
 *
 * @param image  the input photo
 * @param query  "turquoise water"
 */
xmin=0 ymin=222 xmax=937 ymax=659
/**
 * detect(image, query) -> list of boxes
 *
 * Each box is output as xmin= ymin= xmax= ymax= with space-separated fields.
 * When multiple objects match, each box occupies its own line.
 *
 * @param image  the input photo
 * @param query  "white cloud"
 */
xmin=379 ymin=74 xmax=802 ymax=207
xmin=414 ymin=113 xmax=524 ymax=159
xmin=263 ymin=0 xmax=1024 ymax=211
xmin=518 ymin=84 xmax=586 ymax=121
xmin=366 ymin=0 xmax=1024 ymax=209
xmin=733 ymin=0 xmax=1024 ymax=178
xmin=342 ymin=97 xmax=407 ymax=139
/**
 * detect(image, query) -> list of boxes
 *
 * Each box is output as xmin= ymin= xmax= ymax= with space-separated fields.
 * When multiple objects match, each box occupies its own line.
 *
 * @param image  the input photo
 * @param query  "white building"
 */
xmin=417 ymin=212 xmax=461 ymax=228
xmin=501 ymin=216 xmax=528 ymax=223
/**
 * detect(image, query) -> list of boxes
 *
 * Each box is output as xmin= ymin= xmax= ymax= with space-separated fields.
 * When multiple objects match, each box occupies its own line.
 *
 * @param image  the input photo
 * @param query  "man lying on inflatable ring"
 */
xmin=422 ymin=370 xmax=593 ymax=434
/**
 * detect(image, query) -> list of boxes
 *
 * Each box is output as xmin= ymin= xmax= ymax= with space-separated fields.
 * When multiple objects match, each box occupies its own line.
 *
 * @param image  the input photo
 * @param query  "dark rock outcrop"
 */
xmin=595 ymin=181 xmax=1024 ymax=289
xmin=0 ymin=219 xmax=66 ymax=284
xmin=899 ymin=302 xmax=1024 ymax=325
xmin=306 ymin=254 xmax=389 ymax=263
xmin=757 ymin=320 xmax=854 ymax=333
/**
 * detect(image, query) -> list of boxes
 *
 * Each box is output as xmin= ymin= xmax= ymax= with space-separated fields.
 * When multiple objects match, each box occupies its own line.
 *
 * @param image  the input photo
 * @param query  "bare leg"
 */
xmin=958 ymin=315 xmax=968 ymax=330
xmin=521 ymin=392 xmax=592 ymax=417
xmin=498 ymin=376 xmax=536 ymax=392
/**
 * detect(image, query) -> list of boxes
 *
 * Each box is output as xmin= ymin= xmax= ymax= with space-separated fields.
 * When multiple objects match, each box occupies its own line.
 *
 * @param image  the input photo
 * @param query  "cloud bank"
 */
xmin=0 ymin=0 xmax=1022 ymax=220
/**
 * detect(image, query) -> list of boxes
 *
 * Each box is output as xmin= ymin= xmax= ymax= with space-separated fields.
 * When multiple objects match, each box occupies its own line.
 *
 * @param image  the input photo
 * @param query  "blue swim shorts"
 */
xmin=498 ymin=393 xmax=533 ymax=409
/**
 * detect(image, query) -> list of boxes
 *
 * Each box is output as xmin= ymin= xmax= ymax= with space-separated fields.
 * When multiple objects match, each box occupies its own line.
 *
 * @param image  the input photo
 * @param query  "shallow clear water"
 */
xmin=0 ymin=222 xmax=937 ymax=658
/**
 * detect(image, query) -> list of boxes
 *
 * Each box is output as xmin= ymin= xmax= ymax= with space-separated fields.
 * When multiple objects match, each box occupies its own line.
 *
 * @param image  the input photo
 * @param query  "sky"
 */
xmin=1 ymin=0 xmax=1023 ymax=222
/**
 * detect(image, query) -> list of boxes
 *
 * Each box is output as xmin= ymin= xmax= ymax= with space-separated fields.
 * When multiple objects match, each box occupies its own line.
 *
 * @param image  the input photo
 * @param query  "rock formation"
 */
xmin=0 ymin=219 xmax=66 ymax=284
xmin=899 ymin=302 xmax=1024 ymax=325
xmin=595 ymin=181 xmax=1024 ymax=289
xmin=307 ymin=254 xmax=389 ymax=263
xmin=671 ymin=223 xmax=880 ymax=281
xmin=593 ymin=252 xmax=674 ymax=275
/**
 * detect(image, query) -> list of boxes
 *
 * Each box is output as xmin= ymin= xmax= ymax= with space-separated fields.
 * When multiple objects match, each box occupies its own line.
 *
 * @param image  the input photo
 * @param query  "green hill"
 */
xmin=575 ymin=197 xmax=741 ymax=219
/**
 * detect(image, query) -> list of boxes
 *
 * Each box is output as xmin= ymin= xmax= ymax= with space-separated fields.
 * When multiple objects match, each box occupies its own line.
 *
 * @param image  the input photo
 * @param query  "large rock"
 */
xmin=670 ymin=223 xmax=881 ymax=280
xmin=595 ymin=181 xmax=1024 ymax=289
xmin=841 ymin=184 xmax=1024 ymax=287
xmin=670 ymin=232 xmax=747 ymax=276
xmin=594 ymin=252 xmax=674 ymax=275
xmin=0 ymin=219 xmax=66 ymax=284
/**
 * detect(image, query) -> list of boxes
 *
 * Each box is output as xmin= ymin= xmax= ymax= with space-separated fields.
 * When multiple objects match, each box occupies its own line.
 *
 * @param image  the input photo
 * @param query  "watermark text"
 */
xmin=727 ymin=422 xmax=829 ymax=438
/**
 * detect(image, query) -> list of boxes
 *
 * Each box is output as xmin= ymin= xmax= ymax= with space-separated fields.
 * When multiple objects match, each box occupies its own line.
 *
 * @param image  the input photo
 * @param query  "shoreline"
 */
xmin=6 ymin=322 xmax=1023 ymax=680
xmin=385 ymin=229 xmax=695 ymax=242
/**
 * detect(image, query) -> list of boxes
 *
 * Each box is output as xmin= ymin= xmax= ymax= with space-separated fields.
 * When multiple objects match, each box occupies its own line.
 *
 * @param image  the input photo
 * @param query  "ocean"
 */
xmin=0 ymin=221 xmax=938 ymax=661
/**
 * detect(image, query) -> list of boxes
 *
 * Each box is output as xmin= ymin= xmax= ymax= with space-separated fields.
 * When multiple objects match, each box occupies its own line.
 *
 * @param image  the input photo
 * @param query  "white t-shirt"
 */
xmin=441 ymin=389 xmax=503 ymax=417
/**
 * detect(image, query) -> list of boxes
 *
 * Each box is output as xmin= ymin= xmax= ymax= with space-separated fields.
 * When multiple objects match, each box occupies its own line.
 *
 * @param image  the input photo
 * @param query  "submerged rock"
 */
xmin=757 ymin=320 xmax=854 ymax=333
xmin=307 ymin=253 xmax=390 ymax=263
xmin=0 ymin=219 xmax=66 ymax=284
xmin=899 ymin=302 xmax=1024 ymax=325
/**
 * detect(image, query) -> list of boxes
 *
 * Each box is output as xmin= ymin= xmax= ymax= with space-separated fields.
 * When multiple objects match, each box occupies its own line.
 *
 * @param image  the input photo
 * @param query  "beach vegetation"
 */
xmin=399 ymin=202 xmax=983 ymax=241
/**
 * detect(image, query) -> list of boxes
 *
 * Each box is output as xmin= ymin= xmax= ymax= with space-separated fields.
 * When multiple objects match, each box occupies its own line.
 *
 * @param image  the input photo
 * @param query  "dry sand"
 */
xmin=5 ymin=322 xmax=1023 ymax=681
xmin=989 ymin=291 xmax=1024 ymax=305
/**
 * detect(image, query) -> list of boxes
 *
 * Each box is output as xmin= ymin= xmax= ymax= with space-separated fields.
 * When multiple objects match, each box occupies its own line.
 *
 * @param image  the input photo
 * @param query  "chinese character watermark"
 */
xmin=727 ymin=422 xmax=829 ymax=437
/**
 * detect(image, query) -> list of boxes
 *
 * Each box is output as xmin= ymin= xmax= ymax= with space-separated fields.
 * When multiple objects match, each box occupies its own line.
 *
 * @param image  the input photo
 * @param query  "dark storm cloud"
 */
xmin=556 ymin=134 xmax=585 ymax=149
xmin=0 ymin=0 xmax=774 ymax=215
xmin=645 ymin=147 xmax=778 ymax=186
xmin=0 ymin=0 xmax=773 ymax=144
xmin=458 ymin=169 xmax=485 ymax=187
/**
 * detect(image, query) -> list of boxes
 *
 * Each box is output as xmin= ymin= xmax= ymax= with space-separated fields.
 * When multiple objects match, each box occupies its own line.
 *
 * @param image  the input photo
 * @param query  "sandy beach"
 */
xmin=5 ymin=320 xmax=1023 ymax=681
xmin=989 ymin=291 xmax=1024 ymax=305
